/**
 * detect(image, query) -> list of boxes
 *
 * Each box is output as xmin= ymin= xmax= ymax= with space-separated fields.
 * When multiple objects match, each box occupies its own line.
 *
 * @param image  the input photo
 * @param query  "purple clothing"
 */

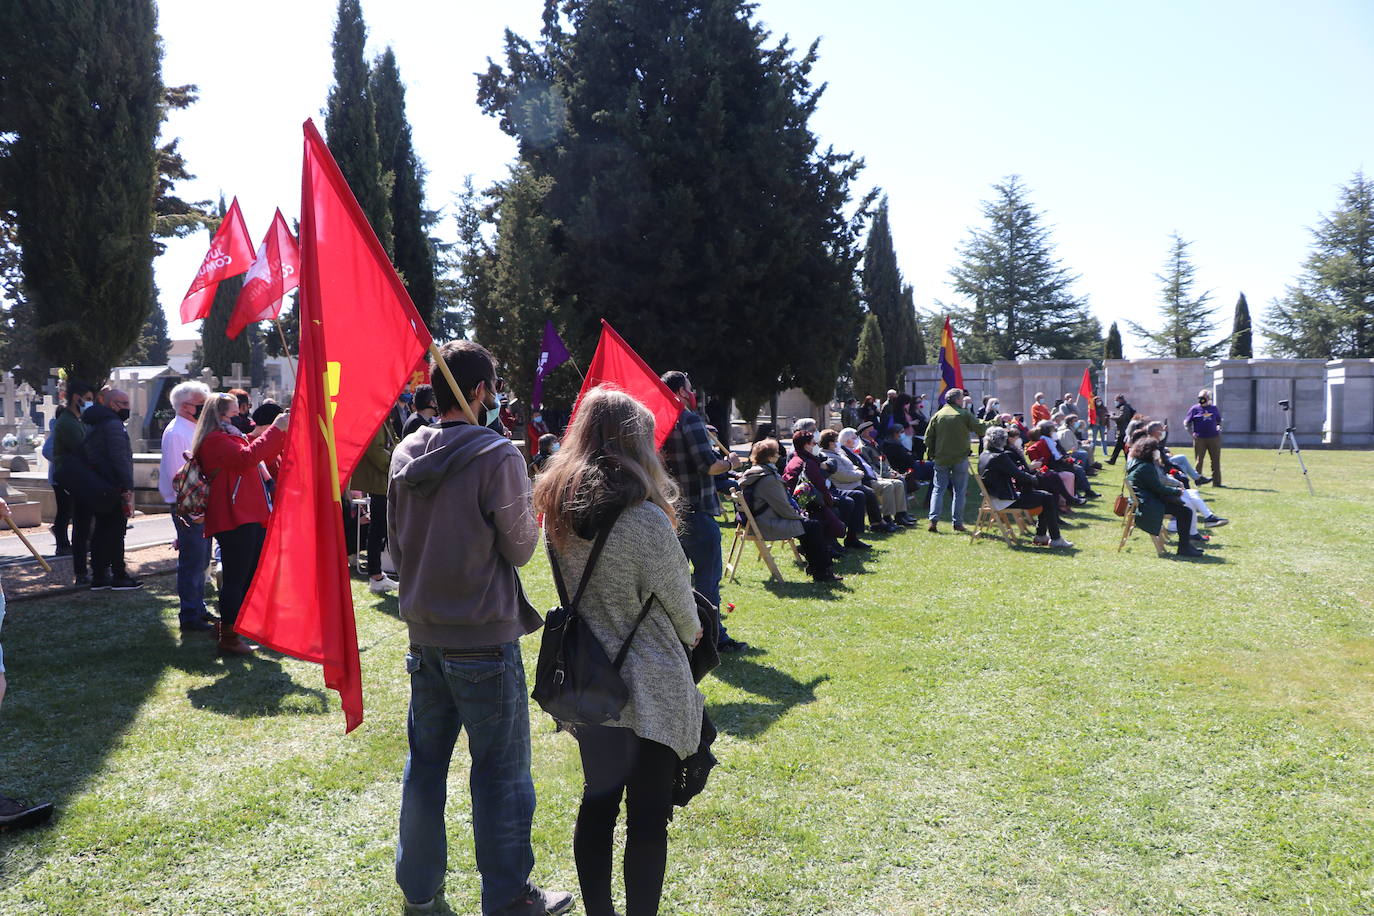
xmin=1185 ymin=403 xmax=1222 ymax=438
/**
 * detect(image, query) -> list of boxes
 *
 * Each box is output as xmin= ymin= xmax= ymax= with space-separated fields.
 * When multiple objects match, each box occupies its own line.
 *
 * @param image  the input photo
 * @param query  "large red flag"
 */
xmin=234 ymin=120 xmax=432 ymax=732
xmin=227 ymin=209 xmax=300 ymax=339
xmin=179 ymin=197 xmax=254 ymax=324
xmin=1078 ymin=366 xmax=1096 ymax=424
xmin=574 ymin=320 xmax=682 ymax=449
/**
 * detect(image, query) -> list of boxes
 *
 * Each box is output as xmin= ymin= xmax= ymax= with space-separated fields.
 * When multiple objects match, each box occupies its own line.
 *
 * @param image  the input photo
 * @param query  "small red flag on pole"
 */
xmin=227 ymin=209 xmax=300 ymax=339
xmin=234 ymin=120 xmax=432 ymax=732
xmin=573 ymin=320 xmax=683 ymax=449
xmin=1078 ymin=366 xmax=1096 ymax=425
xmin=179 ymin=196 xmax=254 ymax=324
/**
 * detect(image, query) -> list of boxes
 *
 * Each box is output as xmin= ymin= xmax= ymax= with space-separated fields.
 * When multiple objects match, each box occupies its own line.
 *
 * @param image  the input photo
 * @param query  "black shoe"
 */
xmin=845 ymin=540 xmax=872 ymax=551
xmin=89 ymin=577 xmax=112 ymax=591
xmin=110 ymin=576 xmax=144 ymax=591
xmin=896 ymin=514 xmax=919 ymax=527
xmin=952 ymin=522 xmax=968 ymax=533
xmin=0 ymin=795 xmax=54 ymax=830
xmin=927 ymin=521 xmax=939 ymax=533
xmin=488 ymin=884 xmax=574 ymax=915
xmin=1177 ymin=543 xmax=1204 ymax=558
xmin=53 ymin=544 xmax=72 ymax=557
xmin=811 ymin=571 xmax=844 ymax=584
xmin=74 ymin=573 xmax=91 ymax=588
xmin=1106 ymin=459 xmax=1116 ymax=465
xmin=718 ymin=638 xmax=751 ymax=653
xmin=180 ymin=618 xmax=215 ymax=633
xmin=1196 ymin=475 xmax=1212 ymax=485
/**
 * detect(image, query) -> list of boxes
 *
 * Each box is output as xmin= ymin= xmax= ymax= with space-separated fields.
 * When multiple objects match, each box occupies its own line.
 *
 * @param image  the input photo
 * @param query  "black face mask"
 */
xmin=193 ymin=404 xmax=204 ymax=420
xmin=1198 ymin=398 xmax=1208 ymax=404
xmin=116 ymin=408 xmax=131 ymax=422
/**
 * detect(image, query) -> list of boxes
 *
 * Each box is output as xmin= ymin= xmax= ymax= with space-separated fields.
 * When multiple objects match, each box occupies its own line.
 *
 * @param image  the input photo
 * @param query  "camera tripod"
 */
xmin=1275 ymin=424 xmax=1315 ymax=495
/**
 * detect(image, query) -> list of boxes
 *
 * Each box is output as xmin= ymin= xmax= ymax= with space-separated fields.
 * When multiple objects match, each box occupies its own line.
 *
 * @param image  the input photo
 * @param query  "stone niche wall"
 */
xmin=1102 ymin=359 xmax=1209 ymax=447
xmin=1211 ymin=359 xmax=1328 ymax=448
xmin=1324 ymin=359 xmax=1374 ymax=447
xmin=994 ymin=360 xmax=1093 ymax=422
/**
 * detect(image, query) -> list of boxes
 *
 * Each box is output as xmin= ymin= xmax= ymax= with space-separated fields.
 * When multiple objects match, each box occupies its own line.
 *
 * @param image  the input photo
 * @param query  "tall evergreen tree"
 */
xmin=0 ymin=0 xmax=162 ymax=382
xmin=1127 ymin=233 xmax=1223 ymax=358
xmin=948 ymin=176 xmax=1100 ymax=359
xmin=1266 ymin=171 xmax=1374 ymax=358
xmin=1104 ymin=321 xmax=1124 ymax=360
xmin=851 ymin=314 xmax=887 ymax=400
xmin=121 ymin=292 xmax=171 ymax=366
xmin=325 ymin=0 xmax=392 ymax=254
xmin=372 ymin=47 xmax=437 ymax=330
xmin=477 ymin=0 xmax=871 ymax=411
xmin=903 ymin=286 xmax=927 ymax=367
xmin=862 ymin=198 xmax=921 ymax=382
xmin=1228 ymin=292 xmax=1253 ymax=358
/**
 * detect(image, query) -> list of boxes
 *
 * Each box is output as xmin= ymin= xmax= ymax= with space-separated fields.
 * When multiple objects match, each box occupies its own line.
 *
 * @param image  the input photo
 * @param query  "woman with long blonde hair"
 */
xmin=532 ymin=386 xmax=702 ymax=916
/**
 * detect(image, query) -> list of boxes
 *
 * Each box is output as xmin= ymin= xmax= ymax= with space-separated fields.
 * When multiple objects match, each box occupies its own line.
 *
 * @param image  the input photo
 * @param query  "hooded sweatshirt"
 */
xmin=387 ymin=420 xmax=541 ymax=648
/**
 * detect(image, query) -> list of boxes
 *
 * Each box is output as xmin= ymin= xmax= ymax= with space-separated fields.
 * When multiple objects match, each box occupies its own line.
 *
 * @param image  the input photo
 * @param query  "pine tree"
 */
xmin=1104 ymin=321 xmax=1123 ymax=360
xmin=0 ymin=0 xmax=162 ymax=383
xmin=948 ymin=176 xmax=1100 ymax=359
xmin=1228 ymin=292 xmax=1253 ymax=358
xmin=1126 ymin=233 xmax=1223 ymax=358
xmin=862 ymin=198 xmax=921 ymax=382
xmin=372 ymin=47 xmax=437 ymax=331
xmin=325 ymin=0 xmax=392 ymax=254
xmin=851 ymin=314 xmax=887 ymax=401
xmin=1266 ymin=171 xmax=1374 ymax=358
xmin=477 ymin=0 xmax=872 ymax=411
xmin=904 ymin=287 xmax=927 ymax=367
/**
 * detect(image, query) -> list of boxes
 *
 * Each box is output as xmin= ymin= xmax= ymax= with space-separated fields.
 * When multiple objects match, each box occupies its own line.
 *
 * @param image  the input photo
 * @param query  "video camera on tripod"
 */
xmin=1274 ymin=398 xmax=1313 ymax=494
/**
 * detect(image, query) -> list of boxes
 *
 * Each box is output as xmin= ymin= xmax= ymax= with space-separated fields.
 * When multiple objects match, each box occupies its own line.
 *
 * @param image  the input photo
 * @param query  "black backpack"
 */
xmin=532 ymin=510 xmax=653 ymax=726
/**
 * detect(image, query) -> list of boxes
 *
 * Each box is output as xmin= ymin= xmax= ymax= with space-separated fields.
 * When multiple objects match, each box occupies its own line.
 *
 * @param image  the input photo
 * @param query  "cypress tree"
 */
xmin=372 ymin=47 xmax=437 ymax=330
xmin=1228 ymin=292 xmax=1253 ymax=358
xmin=1127 ymin=233 xmax=1224 ymax=358
xmin=325 ymin=0 xmax=392 ymax=254
xmin=862 ymin=198 xmax=920 ymax=382
xmin=122 ymin=291 xmax=171 ymax=366
xmin=0 ymin=0 xmax=162 ymax=383
xmin=1104 ymin=321 xmax=1124 ymax=360
xmin=852 ymin=314 xmax=888 ymax=401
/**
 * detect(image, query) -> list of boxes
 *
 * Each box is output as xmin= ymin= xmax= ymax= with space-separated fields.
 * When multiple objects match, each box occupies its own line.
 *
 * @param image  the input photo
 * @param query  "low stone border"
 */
xmin=4 ymin=542 xmax=178 ymax=601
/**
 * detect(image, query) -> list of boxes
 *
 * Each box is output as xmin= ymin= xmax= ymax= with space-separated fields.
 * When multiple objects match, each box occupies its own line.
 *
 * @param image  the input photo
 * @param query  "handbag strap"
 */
xmin=547 ymin=507 xmax=623 ymax=613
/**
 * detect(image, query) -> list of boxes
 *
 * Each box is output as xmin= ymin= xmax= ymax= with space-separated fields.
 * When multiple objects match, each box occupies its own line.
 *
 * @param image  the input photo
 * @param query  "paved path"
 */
xmin=0 ymin=513 xmax=176 ymax=567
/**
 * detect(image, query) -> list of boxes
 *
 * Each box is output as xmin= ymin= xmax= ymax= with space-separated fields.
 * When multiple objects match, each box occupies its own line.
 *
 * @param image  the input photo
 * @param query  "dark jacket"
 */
xmin=81 ymin=404 xmax=134 ymax=490
xmin=1112 ymin=400 xmax=1136 ymax=436
xmin=977 ymin=449 xmax=1039 ymax=502
xmin=52 ymin=409 xmax=87 ymax=477
xmin=782 ymin=451 xmax=835 ymax=506
xmin=388 ymin=421 xmax=540 ymax=648
xmin=1126 ymin=456 xmax=1182 ymax=535
xmin=349 ymin=422 xmax=396 ymax=495
xmin=738 ymin=463 xmax=805 ymax=540
xmin=881 ymin=438 xmax=916 ymax=474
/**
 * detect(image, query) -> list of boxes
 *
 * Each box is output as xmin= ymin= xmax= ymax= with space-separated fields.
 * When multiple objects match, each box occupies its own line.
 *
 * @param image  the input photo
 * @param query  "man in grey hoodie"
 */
xmin=388 ymin=340 xmax=572 ymax=916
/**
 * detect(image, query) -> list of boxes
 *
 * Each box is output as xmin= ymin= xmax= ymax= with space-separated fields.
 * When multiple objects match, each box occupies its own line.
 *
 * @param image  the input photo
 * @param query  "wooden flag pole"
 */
xmin=428 ymin=342 xmax=480 ymax=426
xmin=5 ymin=518 xmax=52 ymax=573
xmin=274 ymin=317 xmax=299 ymax=379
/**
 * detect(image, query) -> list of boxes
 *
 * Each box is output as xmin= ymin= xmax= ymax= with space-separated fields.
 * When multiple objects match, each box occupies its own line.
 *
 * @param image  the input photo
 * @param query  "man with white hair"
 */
xmin=160 ymin=380 xmax=214 ymax=631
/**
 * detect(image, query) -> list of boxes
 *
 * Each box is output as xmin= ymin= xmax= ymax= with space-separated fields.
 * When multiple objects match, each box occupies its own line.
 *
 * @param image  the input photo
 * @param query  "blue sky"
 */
xmin=155 ymin=0 xmax=1374 ymax=356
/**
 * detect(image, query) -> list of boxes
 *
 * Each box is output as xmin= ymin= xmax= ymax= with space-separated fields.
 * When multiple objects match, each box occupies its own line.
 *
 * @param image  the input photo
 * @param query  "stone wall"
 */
xmin=1211 ymin=359 xmax=1328 ymax=448
xmin=1324 ymin=359 xmax=1374 ymax=448
xmin=1101 ymin=359 xmax=1210 ymax=447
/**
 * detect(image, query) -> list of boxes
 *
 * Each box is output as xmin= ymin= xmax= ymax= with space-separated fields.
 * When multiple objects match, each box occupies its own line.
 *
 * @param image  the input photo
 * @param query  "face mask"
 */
xmin=192 ymin=404 xmax=204 ymax=420
xmin=116 ymin=408 xmax=131 ymax=422
xmin=550 ymin=442 xmax=560 ymax=453
xmin=1199 ymin=397 xmax=1208 ymax=404
xmin=483 ymin=394 xmax=500 ymax=427
xmin=79 ymin=399 xmax=93 ymax=414
xmin=1036 ymin=397 xmax=1044 ymax=404
xmin=899 ymin=433 xmax=914 ymax=451
xmin=532 ymin=413 xmax=542 ymax=423
xmin=806 ymin=445 xmax=818 ymax=457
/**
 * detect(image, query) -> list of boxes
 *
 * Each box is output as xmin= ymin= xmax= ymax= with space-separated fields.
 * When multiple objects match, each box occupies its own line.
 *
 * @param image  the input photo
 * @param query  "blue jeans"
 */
xmin=396 ymin=642 xmax=536 ymax=912
xmin=928 ymin=461 xmax=969 ymax=523
xmin=679 ymin=508 xmax=731 ymax=642
xmin=0 ymin=584 xmax=7 ymax=673
xmin=172 ymin=514 xmax=210 ymax=623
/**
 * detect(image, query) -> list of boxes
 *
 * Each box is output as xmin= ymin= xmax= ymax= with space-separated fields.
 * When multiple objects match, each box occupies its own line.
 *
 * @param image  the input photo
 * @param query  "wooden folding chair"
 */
xmin=1117 ymin=490 xmax=1168 ymax=557
xmin=725 ymin=489 xmax=805 ymax=583
xmin=969 ymin=472 xmax=1041 ymax=546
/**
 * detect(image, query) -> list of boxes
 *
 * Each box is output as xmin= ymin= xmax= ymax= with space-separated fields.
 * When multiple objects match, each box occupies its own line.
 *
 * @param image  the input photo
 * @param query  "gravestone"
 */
xmin=198 ymin=367 xmax=220 ymax=390
xmin=224 ymin=362 xmax=251 ymax=391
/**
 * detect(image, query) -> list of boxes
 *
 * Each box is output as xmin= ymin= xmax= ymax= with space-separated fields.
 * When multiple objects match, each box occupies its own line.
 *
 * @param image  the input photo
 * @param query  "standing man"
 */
xmin=82 ymin=388 xmax=141 ymax=591
xmin=1185 ymin=388 xmax=1223 ymax=487
xmin=388 ymin=341 xmax=571 ymax=916
xmin=1106 ymin=394 xmax=1136 ymax=465
xmin=923 ymin=387 xmax=987 ymax=533
xmin=52 ymin=380 xmax=96 ymax=586
xmin=159 ymin=380 xmax=214 ymax=631
xmin=659 ymin=370 xmax=748 ymax=653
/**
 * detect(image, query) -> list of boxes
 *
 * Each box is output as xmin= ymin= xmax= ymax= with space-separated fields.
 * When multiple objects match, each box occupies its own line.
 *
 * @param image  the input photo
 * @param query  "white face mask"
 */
xmin=550 ymin=442 xmax=560 ymax=453
xmin=806 ymin=445 xmax=819 ymax=457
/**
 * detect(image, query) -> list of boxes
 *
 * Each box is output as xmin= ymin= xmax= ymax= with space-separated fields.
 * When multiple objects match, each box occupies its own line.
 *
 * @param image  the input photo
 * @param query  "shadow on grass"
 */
xmin=709 ymin=655 xmax=829 ymax=739
xmin=0 ymin=586 xmax=174 ymax=853
xmin=186 ymin=652 xmax=328 ymax=718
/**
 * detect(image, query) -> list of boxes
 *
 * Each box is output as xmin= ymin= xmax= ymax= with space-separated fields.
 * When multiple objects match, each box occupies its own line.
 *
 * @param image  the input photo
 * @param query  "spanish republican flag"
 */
xmin=937 ymin=316 xmax=964 ymax=405
xmin=235 ymin=120 xmax=432 ymax=732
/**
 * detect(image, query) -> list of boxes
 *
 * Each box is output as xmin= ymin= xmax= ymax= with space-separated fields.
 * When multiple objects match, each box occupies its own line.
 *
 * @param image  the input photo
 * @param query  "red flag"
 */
xmin=1078 ymin=366 xmax=1096 ymax=424
xmin=574 ymin=320 xmax=682 ymax=449
xmin=227 ymin=209 xmax=300 ymax=339
xmin=234 ymin=120 xmax=432 ymax=733
xmin=179 ymin=197 xmax=254 ymax=324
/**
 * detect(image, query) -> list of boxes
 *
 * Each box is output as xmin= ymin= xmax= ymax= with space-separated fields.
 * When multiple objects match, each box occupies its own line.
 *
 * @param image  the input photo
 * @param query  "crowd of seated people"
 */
xmin=1120 ymin=417 xmax=1229 ymax=555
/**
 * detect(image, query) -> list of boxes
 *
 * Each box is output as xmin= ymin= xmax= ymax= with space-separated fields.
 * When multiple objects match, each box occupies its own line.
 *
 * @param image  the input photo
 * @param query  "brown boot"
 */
xmin=215 ymin=621 xmax=254 ymax=656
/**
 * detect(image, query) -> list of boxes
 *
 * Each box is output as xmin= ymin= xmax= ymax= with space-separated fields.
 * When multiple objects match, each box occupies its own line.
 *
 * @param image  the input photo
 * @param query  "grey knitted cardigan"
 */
xmin=550 ymin=501 xmax=704 ymax=759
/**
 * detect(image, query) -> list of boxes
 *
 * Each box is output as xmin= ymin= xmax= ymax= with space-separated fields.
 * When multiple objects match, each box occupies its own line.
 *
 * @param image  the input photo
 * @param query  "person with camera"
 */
xmin=388 ymin=341 xmax=571 ymax=916
xmin=533 ymin=386 xmax=704 ymax=916
xmin=1185 ymin=389 xmax=1223 ymax=487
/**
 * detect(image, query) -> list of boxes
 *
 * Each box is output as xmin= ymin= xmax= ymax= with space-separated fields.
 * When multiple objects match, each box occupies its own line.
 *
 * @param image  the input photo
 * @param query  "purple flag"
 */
xmin=531 ymin=320 xmax=572 ymax=409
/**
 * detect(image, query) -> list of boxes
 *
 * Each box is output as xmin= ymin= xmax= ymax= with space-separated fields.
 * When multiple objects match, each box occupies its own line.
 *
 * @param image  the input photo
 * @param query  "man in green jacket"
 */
xmin=923 ymin=388 xmax=987 ymax=532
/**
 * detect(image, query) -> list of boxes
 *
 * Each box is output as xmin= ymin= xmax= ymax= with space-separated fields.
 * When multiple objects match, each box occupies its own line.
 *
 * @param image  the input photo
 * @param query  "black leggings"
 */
xmin=365 ymin=491 xmax=388 ymax=577
xmin=90 ymin=508 xmax=127 ymax=580
xmin=574 ymin=725 xmax=680 ymax=916
xmin=1008 ymin=490 xmax=1060 ymax=539
xmin=797 ymin=517 xmax=833 ymax=576
xmin=215 ymin=522 xmax=265 ymax=627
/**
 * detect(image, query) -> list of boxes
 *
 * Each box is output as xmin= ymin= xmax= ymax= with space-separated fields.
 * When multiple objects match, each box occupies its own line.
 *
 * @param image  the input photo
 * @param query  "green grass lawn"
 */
xmin=2 ymin=448 xmax=1372 ymax=915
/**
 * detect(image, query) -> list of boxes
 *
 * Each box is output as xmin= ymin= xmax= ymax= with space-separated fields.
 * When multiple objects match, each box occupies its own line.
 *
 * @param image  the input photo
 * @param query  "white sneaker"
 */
xmin=1049 ymin=537 xmax=1075 ymax=549
xmin=369 ymin=575 xmax=399 ymax=594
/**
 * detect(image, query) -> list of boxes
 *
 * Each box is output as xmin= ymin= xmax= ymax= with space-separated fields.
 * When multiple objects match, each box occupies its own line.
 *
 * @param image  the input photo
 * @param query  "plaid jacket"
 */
xmin=661 ymin=409 xmax=720 ymax=515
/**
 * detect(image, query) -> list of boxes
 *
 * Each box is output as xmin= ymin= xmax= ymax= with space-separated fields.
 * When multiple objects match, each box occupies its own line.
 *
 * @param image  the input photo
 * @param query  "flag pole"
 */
xmin=428 ymin=342 xmax=480 ymax=425
xmin=568 ymin=357 xmax=585 ymax=382
xmin=273 ymin=317 xmax=299 ymax=379
xmin=5 ymin=518 xmax=52 ymax=573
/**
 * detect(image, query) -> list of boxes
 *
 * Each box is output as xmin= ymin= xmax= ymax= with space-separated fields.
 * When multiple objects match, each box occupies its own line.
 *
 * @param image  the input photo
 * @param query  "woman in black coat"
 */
xmin=977 ymin=426 xmax=1071 ymax=548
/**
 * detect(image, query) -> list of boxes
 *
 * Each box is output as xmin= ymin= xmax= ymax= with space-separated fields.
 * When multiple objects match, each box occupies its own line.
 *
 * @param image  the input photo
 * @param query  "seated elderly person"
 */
xmin=1006 ymin=424 xmax=1081 ymax=511
xmin=1142 ymin=423 xmax=1228 ymax=534
xmin=839 ymin=427 xmax=917 ymax=527
xmin=979 ymin=427 xmax=1072 ymax=548
xmin=1056 ymin=414 xmax=1095 ymax=468
xmin=1026 ymin=420 xmax=1099 ymax=499
xmin=858 ymin=421 xmax=928 ymax=518
xmin=783 ymin=429 xmax=869 ymax=551
xmin=1126 ymin=436 xmax=1203 ymax=557
xmin=739 ymin=439 xmax=841 ymax=583
xmin=819 ymin=428 xmax=899 ymax=533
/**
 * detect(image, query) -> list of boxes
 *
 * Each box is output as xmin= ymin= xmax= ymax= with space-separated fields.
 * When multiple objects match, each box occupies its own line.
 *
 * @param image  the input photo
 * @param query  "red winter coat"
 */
xmin=197 ymin=426 xmax=286 ymax=537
